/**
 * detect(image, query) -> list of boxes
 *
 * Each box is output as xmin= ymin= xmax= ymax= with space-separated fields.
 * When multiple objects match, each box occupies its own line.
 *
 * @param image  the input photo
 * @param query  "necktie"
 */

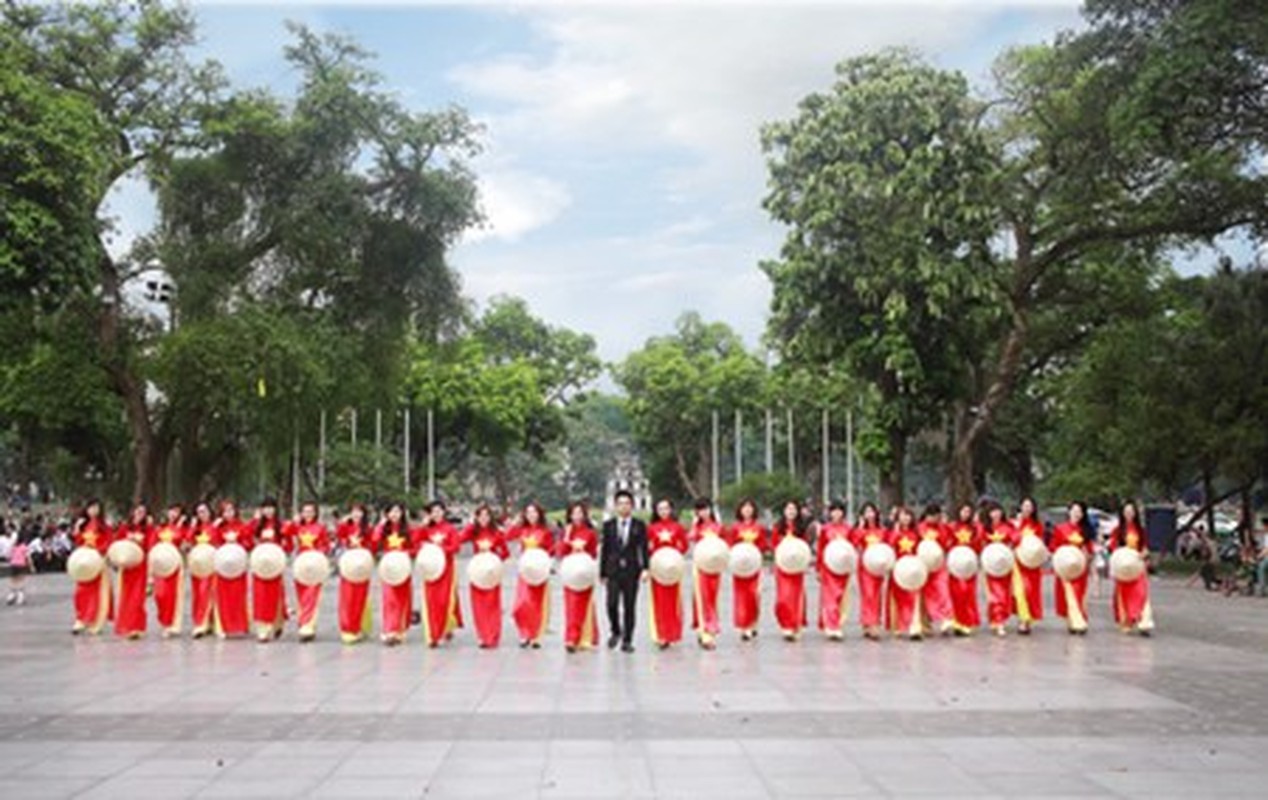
xmin=620 ymin=519 xmax=628 ymax=546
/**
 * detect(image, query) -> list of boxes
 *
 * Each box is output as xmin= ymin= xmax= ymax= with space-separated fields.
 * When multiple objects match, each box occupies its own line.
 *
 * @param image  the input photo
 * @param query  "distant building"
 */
xmin=604 ymin=453 xmax=651 ymax=518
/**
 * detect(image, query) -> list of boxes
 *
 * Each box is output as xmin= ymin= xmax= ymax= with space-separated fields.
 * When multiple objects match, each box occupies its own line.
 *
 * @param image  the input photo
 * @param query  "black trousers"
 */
xmin=606 ymin=574 xmax=639 ymax=643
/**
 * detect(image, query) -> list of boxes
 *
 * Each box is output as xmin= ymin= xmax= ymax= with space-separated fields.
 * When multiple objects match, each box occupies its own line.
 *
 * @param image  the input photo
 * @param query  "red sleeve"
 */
xmin=459 ymin=524 xmax=476 ymax=549
xmin=494 ymin=530 xmax=511 ymax=560
xmin=1107 ymin=524 xmax=1122 ymax=551
xmin=1051 ymin=523 xmax=1068 ymax=549
xmin=674 ymin=523 xmax=689 ymax=553
xmin=275 ymin=522 xmax=294 ymax=553
xmin=445 ymin=525 xmax=463 ymax=555
xmin=239 ymin=524 xmax=255 ymax=551
xmin=1002 ymin=522 xmax=1019 ymax=547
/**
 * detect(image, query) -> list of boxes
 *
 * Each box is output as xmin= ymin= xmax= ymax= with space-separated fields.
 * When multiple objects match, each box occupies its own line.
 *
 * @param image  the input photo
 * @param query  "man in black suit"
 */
xmin=601 ymin=489 xmax=647 ymax=652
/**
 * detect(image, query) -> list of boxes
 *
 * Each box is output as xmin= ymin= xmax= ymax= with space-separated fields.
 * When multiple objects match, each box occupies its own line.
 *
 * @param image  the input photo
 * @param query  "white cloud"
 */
xmin=450 ymin=4 xmax=1080 ymax=195
xmin=446 ymin=2 xmax=1083 ymax=370
xmin=465 ymin=168 xmax=573 ymax=243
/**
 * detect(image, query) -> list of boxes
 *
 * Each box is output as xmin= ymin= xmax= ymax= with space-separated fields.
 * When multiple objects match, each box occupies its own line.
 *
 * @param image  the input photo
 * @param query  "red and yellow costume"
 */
xmin=850 ymin=523 xmax=888 ymax=632
xmin=727 ymin=521 xmax=768 ymax=636
xmin=250 ymin=516 xmax=290 ymax=640
xmin=945 ymin=521 xmax=981 ymax=633
xmin=886 ymin=525 xmax=924 ymax=637
xmin=188 ymin=521 xmax=218 ymax=637
xmin=71 ymin=519 xmax=113 ymax=634
xmin=419 ymin=520 xmax=464 ymax=646
xmin=111 ymin=518 xmax=151 ymax=638
xmin=336 ymin=519 xmax=376 ymax=644
xmin=213 ymin=520 xmax=253 ymax=638
xmin=376 ymin=521 xmax=415 ymax=641
xmin=148 ymin=519 xmax=187 ymax=636
xmin=509 ymin=523 xmax=554 ymax=645
xmin=1013 ymin=515 xmax=1046 ymax=627
xmin=917 ymin=520 xmax=953 ymax=634
xmin=290 ymin=519 xmax=331 ymax=638
xmin=1050 ymin=521 xmax=1093 ymax=633
xmin=981 ymin=521 xmax=1018 ymax=628
xmin=647 ymin=518 xmax=688 ymax=646
xmin=556 ymin=524 xmax=599 ymax=650
xmin=771 ymin=524 xmax=809 ymax=637
xmin=689 ymin=520 xmax=725 ymax=646
xmin=464 ymin=524 xmax=510 ymax=647
xmin=1109 ymin=521 xmax=1153 ymax=632
xmin=815 ymin=521 xmax=853 ymax=636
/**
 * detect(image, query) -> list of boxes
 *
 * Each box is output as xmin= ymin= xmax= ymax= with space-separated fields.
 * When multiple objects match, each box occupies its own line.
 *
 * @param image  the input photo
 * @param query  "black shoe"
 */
xmin=607 ymin=634 xmax=620 ymax=650
xmin=410 ymin=611 xmax=422 ymax=625
xmin=621 ymin=642 xmax=635 ymax=653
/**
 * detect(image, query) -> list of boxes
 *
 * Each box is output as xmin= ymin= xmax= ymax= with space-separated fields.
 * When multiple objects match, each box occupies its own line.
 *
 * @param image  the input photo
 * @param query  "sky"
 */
xmin=104 ymin=0 xmax=1253 ymax=373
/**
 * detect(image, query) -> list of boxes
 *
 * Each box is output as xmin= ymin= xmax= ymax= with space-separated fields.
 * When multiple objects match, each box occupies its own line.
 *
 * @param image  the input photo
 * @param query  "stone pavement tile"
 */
xmin=1087 ymin=769 xmax=1266 ymax=797
xmin=251 ymin=739 xmax=361 ymax=759
xmin=644 ymin=738 xmax=745 ymax=757
xmin=213 ymin=754 xmax=339 ymax=781
xmin=739 ymin=738 xmax=846 ymax=759
xmin=446 ymin=739 xmax=550 ymax=758
xmin=307 ymin=777 xmax=427 ymax=799
xmin=759 ymin=773 xmax=883 ymax=797
xmin=749 ymin=753 xmax=868 ymax=780
xmin=436 ymin=754 xmax=547 ymax=779
xmin=424 ymin=773 xmax=545 ymax=797
xmin=195 ymin=776 xmax=326 ymax=798
xmin=0 ymin=777 xmax=100 ymax=798
xmin=868 ymin=763 xmax=994 ymax=796
xmin=540 ymin=755 xmax=656 ymax=797
xmin=978 ymin=773 xmax=1115 ymax=796
xmin=649 ymin=769 xmax=774 ymax=799
xmin=835 ymin=737 xmax=942 ymax=756
xmin=115 ymin=757 xmax=239 ymax=779
xmin=58 ymin=740 xmax=169 ymax=758
xmin=18 ymin=755 xmax=133 ymax=779
xmin=547 ymin=739 xmax=639 ymax=758
xmin=346 ymin=741 xmax=453 ymax=760
xmin=75 ymin=776 xmax=214 ymax=799
xmin=330 ymin=755 xmax=446 ymax=779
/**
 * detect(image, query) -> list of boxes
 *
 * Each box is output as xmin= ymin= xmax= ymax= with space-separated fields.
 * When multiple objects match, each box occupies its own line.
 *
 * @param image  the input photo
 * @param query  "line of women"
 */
xmin=63 ymin=493 xmax=1156 ymax=647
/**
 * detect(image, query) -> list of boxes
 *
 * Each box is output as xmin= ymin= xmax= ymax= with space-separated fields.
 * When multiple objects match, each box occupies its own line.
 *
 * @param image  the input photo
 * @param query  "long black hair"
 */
xmin=1069 ymin=500 xmax=1094 ymax=543
xmin=772 ymin=499 xmax=803 ymax=537
xmin=856 ymin=501 xmax=880 ymax=528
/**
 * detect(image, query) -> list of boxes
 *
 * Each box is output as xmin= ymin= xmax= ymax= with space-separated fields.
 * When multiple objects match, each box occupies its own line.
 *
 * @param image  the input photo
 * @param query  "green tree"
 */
xmin=946 ymin=7 xmax=1267 ymax=504
xmin=1 ymin=3 xmax=482 ymax=505
xmin=1046 ymin=264 xmax=1267 ymax=533
xmin=404 ymin=298 xmax=598 ymax=505
xmin=614 ymin=313 xmax=766 ymax=500
xmin=761 ymin=50 xmax=996 ymax=507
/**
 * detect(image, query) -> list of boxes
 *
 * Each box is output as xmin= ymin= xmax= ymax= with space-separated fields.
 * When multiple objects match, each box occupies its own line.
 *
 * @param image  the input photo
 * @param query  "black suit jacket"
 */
xmin=601 ymin=516 xmax=648 ymax=581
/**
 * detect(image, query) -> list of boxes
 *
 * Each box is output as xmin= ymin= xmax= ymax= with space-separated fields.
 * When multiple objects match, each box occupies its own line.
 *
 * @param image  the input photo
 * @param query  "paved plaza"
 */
xmin=1 ymin=569 xmax=1266 ymax=799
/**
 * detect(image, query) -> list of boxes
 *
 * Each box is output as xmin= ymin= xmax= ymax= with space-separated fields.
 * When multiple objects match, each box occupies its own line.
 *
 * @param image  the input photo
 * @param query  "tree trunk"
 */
xmin=673 ymin=443 xmax=701 ymax=500
xmin=878 ymin=428 xmax=905 ymax=511
xmin=97 ymin=250 xmax=163 ymax=507
xmin=493 ymin=455 xmax=511 ymax=510
xmin=947 ymin=403 xmax=976 ymax=507
xmin=1203 ymin=470 xmax=1217 ymax=545
xmin=1241 ymin=485 xmax=1255 ymax=549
